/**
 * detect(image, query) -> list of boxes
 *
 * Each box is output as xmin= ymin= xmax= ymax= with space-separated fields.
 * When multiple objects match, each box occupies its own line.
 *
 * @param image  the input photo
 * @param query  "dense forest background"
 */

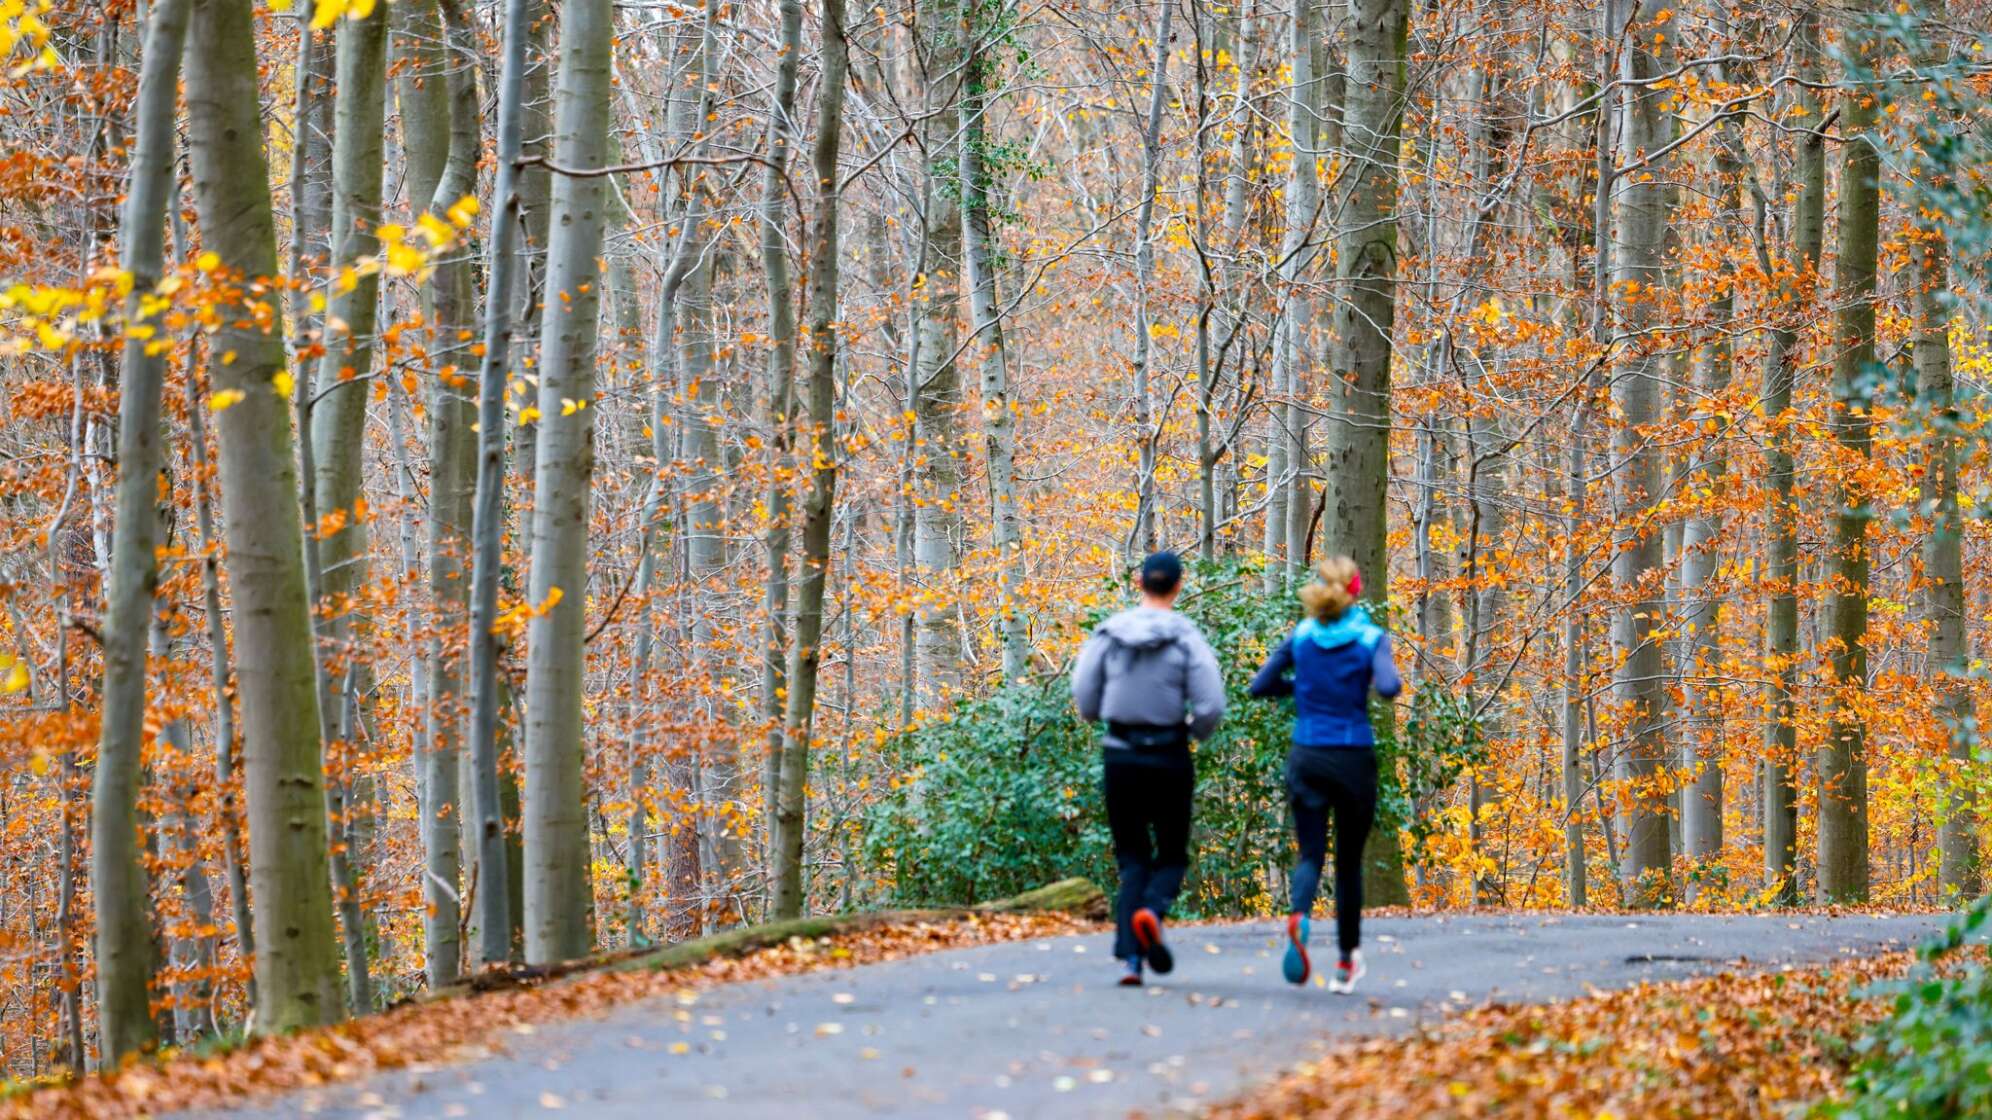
xmin=0 ymin=0 xmax=1989 ymax=1079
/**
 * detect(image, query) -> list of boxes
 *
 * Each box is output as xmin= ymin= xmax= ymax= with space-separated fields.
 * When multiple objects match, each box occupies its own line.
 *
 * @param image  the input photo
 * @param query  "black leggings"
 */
xmin=1103 ymin=752 xmax=1194 ymax=960
xmin=1287 ymin=746 xmax=1377 ymax=956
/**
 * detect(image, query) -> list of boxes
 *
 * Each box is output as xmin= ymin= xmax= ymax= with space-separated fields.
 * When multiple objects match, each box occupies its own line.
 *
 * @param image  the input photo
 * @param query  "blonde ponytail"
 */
xmin=1299 ymin=556 xmax=1361 ymax=621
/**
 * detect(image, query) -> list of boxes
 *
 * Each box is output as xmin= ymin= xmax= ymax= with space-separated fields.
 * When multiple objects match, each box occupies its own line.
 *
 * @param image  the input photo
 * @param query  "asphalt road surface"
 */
xmin=183 ymin=912 xmax=1948 ymax=1120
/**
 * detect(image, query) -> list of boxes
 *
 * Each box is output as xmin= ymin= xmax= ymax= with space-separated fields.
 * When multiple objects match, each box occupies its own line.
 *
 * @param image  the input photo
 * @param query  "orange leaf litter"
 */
xmin=11 ymin=910 xmax=1092 ymax=1120
xmin=1201 ymin=952 xmax=1915 ymax=1120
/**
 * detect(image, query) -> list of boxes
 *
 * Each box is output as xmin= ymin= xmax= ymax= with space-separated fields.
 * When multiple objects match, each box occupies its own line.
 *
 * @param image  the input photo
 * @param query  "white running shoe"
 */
xmin=1328 ymin=950 xmax=1366 ymax=994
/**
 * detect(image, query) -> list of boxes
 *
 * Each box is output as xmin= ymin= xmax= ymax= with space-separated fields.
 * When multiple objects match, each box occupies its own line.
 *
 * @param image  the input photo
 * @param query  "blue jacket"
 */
xmin=1248 ymin=605 xmax=1402 ymax=747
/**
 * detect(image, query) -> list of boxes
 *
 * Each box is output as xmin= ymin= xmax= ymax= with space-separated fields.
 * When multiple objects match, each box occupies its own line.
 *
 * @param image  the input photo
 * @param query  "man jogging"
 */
xmin=1071 ymin=551 xmax=1226 ymax=987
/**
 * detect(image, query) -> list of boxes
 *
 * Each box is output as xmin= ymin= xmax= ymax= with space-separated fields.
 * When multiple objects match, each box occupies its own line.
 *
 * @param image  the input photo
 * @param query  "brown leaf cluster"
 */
xmin=9 ymin=910 xmax=1091 ymax=1120
xmin=1205 ymin=954 xmax=1912 ymax=1120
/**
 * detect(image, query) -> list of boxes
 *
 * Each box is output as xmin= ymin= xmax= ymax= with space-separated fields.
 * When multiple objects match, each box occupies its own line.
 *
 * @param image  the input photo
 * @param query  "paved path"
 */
xmin=189 ymin=913 xmax=1947 ymax=1120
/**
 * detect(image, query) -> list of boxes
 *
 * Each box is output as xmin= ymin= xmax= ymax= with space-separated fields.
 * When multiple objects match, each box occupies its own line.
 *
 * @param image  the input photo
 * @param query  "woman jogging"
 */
xmin=1249 ymin=556 xmax=1401 ymax=993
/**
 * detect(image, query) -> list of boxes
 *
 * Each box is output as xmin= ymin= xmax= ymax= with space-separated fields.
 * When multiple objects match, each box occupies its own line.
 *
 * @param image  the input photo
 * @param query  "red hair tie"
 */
xmin=1347 ymin=570 xmax=1362 ymax=598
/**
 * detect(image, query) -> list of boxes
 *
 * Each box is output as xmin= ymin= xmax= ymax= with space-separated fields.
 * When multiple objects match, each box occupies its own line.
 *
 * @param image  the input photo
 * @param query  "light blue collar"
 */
xmin=1296 ymin=604 xmax=1383 ymax=652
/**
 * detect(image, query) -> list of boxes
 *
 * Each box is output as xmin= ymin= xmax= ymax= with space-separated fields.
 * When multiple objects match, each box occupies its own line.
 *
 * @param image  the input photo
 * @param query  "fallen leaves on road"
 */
xmin=9 ymin=910 xmax=1091 ymax=1120
xmin=1204 ymin=953 xmax=1916 ymax=1119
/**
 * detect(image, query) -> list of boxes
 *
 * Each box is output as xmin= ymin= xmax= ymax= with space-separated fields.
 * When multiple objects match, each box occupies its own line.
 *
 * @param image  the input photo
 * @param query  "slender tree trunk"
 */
xmin=307 ymin=0 xmax=391 ymax=1014
xmin=1209 ymin=1 xmax=1257 ymax=559
xmin=1560 ymin=16 xmax=1618 ymax=908
xmin=149 ymin=588 xmax=219 ymax=1044
xmin=1920 ymin=222 xmax=1978 ymax=898
xmin=415 ymin=0 xmax=480 ymax=987
xmin=909 ymin=0 xmax=968 ymax=705
xmin=1759 ymin=6 xmax=1822 ymax=906
xmin=1325 ymin=0 xmax=1409 ymax=905
xmin=186 ymin=0 xmax=344 ymax=1033
xmin=1818 ymin=8 xmax=1879 ymax=904
xmin=1456 ymin=6 xmax=1509 ymax=904
xmin=1264 ymin=0 xmax=1315 ymax=591
xmin=669 ymin=0 xmax=736 ymax=928
xmin=521 ymin=0 xmax=615 ymax=964
xmin=1680 ymin=61 xmax=1743 ymax=887
xmin=1910 ymin=5 xmax=1979 ymax=899
xmin=181 ymin=337 xmax=257 ymax=1003
xmin=1607 ymin=0 xmax=1674 ymax=907
xmin=757 ymin=0 xmax=804 ymax=902
xmin=770 ymin=0 xmax=850 ymax=920
xmin=1126 ymin=0 xmax=1174 ymax=558
xmin=392 ymin=0 xmax=451 ymax=983
xmin=92 ymin=0 xmax=189 ymax=1062
xmin=962 ymin=0 xmax=1029 ymax=681
xmin=464 ymin=0 xmax=536 ymax=967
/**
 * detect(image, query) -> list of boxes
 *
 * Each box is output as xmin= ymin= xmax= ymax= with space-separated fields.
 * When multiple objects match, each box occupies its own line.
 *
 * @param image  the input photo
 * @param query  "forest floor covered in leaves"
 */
xmin=78 ymin=911 xmax=1941 ymax=1120
xmin=4 ymin=909 xmax=1093 ymax=1120
xmin=1204 ymin=951 xmax=1915 ymax=1119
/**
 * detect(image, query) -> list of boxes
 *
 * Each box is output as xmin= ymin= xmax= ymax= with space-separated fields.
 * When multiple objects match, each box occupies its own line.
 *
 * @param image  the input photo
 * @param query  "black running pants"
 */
xmin=1103 ymin=750 xmax=1194 ymax=960
xmin=1286 ymin=746 xmax=1377 ymax=956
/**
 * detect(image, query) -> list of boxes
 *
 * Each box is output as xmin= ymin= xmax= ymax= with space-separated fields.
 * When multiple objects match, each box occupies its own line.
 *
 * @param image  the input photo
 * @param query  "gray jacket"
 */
xmin=1071 ymin=606 xmax=1227 ymax=746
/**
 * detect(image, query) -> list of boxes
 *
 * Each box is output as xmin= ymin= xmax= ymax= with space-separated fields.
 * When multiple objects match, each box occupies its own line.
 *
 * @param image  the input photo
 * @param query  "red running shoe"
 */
xmin=1329 ymin=950 xmax=1367 ymax=994
xmin=1131 ymin=908 xmax=1174 ymax=975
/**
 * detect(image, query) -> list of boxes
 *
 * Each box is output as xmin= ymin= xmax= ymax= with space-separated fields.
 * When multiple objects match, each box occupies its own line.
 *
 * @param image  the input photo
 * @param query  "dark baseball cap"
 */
xmin=1139 ymin=550 xmax=1183 ymax=595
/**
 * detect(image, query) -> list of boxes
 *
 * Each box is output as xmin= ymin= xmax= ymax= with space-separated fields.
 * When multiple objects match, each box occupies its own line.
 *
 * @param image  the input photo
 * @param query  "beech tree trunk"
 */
xmin=908 ymin=0 xmax=968 ymax=706
xmin=180 ymin=322 xmax=257 ymax=1004
xmin=415 ymin=0 xmax=480 ymax=987
xmin=186 ymin=0 xmax=344 ymax=1034
xmin=308 ymin=0 xmax=390 ymax=1014
xmin=1758 ymin=6 xmax=1823 ymax=905
xmin=1912 ymin=5 xmax=1979 ymax=901
xmin=770 ymin=0 xmax=849 ymax=920
xmin=1561 ymin=12 xmax=1619 ymax=907
xmin=521 ymin=0 xmax=615 ymax=964
xmin=1265 ymin=0 xmax=1315 ymax=591
xmin=1818 ymin=7 xmax=1879 ymax=904
xmin=464 ymin=0 xmax=536 ymax=967
xmin=1920 ymin=224 xmax=1978 ymax=899
xmin=1126 ymin=0 xmax=1174 ymax=558
xmin=92 ymin=0 xmax=188 ymax=1062
xmin=757 ymin=0 xmax=804 ymax=900
xmin=1679 ymin=51 xmax=1742 ymax=886
xmin=1326 ymin=0 xmax=1410 ymax=906
xmin=962 ymin=0 xmax=1029 ymax=681
xmin=1608 ymin=0 xmax=1675 ymax=907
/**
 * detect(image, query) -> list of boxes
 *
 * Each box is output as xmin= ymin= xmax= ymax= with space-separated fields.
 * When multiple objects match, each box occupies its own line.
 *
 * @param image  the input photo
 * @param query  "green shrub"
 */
xmin=1825 ymin=895 xmax=1992 ymax=1118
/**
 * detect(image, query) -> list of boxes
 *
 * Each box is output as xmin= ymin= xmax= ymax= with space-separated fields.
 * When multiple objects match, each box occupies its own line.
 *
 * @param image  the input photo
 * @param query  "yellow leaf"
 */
xmin=561 ymin=397 xmax=588 ymax=416
xmin=2 ymin=660 xmax=28 ymax=695
xmin=29 ymin=749 xmax=49 ymax=776
xmin=309 ymin=0 xmax=347 ymax=29
xmin=272 ymin=370 xmax=295 ymax=397
xmin=195 ymin=251 xmax=221 ymax=272
xmin=268 ymin=0 xmax=294 ymax=9
xmin=416 ymin=212 xmax=456 ymax=247
xmin=447 ymin=195 xmax=480 ymax=228
xmin=209 ymin=389 xmax=246 ymax=412
xmin=518 ymin=405 xmax=542 ymax=426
